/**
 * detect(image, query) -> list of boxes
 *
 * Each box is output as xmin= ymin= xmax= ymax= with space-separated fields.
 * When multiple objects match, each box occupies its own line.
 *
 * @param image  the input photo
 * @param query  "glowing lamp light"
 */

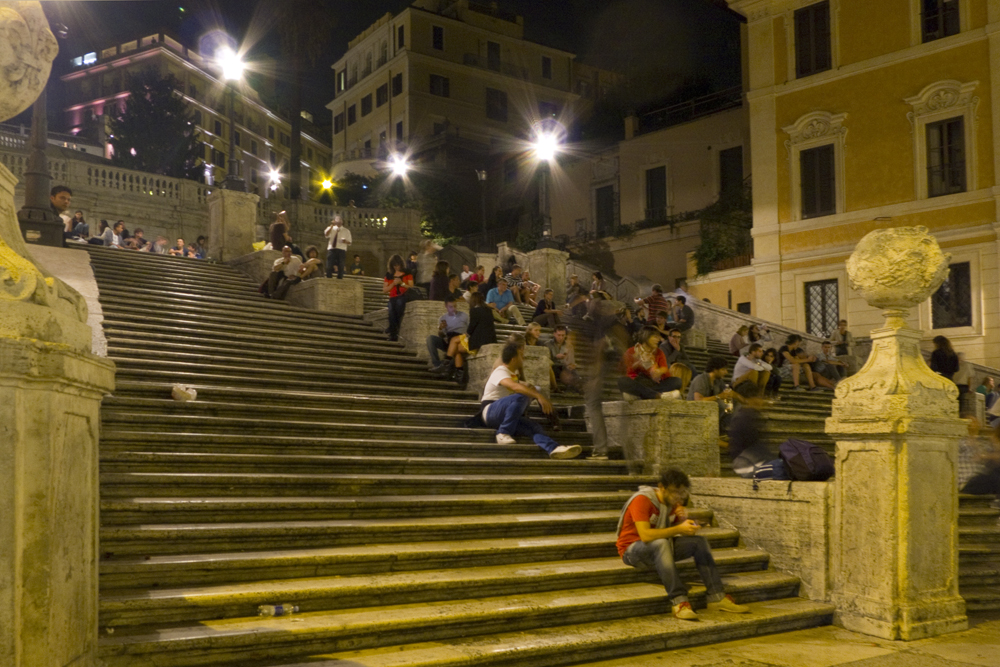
xmin=532 ymin=132 xmax=560 ymax=163
xmin=321 ymin=178 xmax=333 ymax=190
xmin=269 ymin=169 xmax=282 ymax=183
xmin=217 ymin=48 xmax=245 ymax=81
xmin=389 ymin=155 xmax=410 ymax=178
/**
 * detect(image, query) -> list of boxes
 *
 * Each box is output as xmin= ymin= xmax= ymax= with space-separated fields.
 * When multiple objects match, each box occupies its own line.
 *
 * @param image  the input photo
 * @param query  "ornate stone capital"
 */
xmin=905 ymin=79 xmax=979 ymax=121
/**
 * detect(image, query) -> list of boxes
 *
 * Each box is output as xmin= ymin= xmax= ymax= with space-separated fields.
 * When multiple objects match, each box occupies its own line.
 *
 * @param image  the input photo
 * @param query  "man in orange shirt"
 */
xmin=616 ymin=469 xmax=750 ymax=620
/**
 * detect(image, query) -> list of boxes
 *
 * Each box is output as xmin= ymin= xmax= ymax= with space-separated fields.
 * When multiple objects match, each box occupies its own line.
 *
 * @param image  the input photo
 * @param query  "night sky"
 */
xmin=41 ymin=0 xmax=741 ymax=126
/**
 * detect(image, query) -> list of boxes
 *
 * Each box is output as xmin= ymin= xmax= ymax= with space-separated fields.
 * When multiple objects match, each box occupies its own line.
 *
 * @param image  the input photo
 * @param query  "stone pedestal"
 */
xmin=602 ymin=399 xmax=719 ymax=477
xmin=467 ymin=343 xmax=551 ymax=399
xmin=207 ymin=189 xmax=260 ymax=262
xmin=527 ymin=247 xmax=569 ymax=305
xmin=226 ymin=250 xmax=281 ymax=286
xmin=398 ymin=300 xmax=469 ymax=360
xmin=959 ymin=390 xmax=985 ymax=426
xmin=1 ymin=157 xmax=116 ymax=666
xmin=682 ymin=328 xmax=707 ymax=350
xmin=287 ymin=278 xmax=364 ymax=316
xmin=826 ymin=227 xmax=967 ymax=640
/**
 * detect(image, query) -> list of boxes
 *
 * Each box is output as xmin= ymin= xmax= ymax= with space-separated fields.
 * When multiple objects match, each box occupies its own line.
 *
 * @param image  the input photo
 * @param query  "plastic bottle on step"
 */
xmin=258 ymin=603 xmax=299 ymax=617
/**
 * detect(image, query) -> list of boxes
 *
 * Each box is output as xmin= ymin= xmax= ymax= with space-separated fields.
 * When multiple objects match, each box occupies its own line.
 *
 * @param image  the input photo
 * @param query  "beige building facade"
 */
xmin=59 ymin=33 xmax=331 ymax=200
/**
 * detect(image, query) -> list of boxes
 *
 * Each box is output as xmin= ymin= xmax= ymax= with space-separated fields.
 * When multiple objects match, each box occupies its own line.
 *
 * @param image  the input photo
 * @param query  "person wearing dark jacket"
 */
xmin=660 ymin=328 xmax=698 ymax=394
xmin=930 ymin=335 xmax=960 ymax=380
xmin=727 ymin=389 xmax=775 ymax=477
xmin=466 ymin=291 xmax=497 ymax=353
xmin=429 ymin=260 xmax=451 ymax=301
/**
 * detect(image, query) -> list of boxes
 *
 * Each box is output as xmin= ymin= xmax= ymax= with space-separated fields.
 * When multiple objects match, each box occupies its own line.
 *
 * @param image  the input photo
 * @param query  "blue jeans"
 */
xmin=427 ymin=334 xmax=447 ymax=366
xmin=484 ymin=393 xmax=558 ymax=454
xmin=623 ymin=535 xmax=725 ymax=606
xmin=325 ymin=248 xmax=346 ymax=279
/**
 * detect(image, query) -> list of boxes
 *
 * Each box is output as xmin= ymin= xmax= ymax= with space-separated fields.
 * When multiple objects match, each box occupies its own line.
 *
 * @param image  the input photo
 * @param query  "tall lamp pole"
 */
xmin=531 ymin=125 xmax=562 ymax=249
xmin=218 ymin=49 xmax=245 ymax=192
xmin=16 ymin=87 xmax=62 ymax=246
xmin=476 ymin=169 xmax=487 ymax=247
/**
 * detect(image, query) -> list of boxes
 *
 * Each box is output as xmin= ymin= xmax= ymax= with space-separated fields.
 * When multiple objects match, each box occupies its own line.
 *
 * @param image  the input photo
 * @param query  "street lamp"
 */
xmin=475 ymin=169 xmax=488 ymax=243
xmin=321 ymin=178 xmax=333 ymax=191
xmin=217 ymin=48 xmax=246 ymax=192
xmin=388 ymin=154 xmax=410 ymax=178
xmin=530 ymin=121 xmax=565 ymax=248
xmin=269 ymin=168 xmax=281 ymax=193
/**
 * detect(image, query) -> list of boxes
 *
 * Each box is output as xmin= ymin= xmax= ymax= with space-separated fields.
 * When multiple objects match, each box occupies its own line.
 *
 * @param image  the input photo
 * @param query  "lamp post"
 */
xmin=218 ymin=49 xmax=245 ymax=192
xmin=476 ymin=169 xmax=488 ymax=246
xmin=531 ymin=124 xmax=562 ymax=249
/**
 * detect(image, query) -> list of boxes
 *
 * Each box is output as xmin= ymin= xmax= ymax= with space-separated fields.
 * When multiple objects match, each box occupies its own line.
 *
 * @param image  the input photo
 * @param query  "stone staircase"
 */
xmin=81 ymin=246 xmax=834 ymax=667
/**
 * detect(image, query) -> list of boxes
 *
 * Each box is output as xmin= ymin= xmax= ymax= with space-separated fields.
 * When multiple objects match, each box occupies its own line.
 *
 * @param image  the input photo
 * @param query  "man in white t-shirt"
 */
xmin=481 ymin=342 xmax=582 ymax=459
xmin=324 ymin=215 xmax=353 ymax=279
xmin=266 ymin=245 xmax=303 ymax=300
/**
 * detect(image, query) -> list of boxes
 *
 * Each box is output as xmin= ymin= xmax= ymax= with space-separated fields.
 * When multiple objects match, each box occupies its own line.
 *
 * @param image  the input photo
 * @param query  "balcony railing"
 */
xmin=462 ymin=53 xmax=528 ymax=80
xmin=638 ymin=85 xmax=743 ymax=136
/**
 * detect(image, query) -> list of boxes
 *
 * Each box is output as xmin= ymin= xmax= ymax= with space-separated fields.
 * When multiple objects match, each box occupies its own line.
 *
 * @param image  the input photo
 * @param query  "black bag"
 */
xmin=403 ymin=286 xmax=425 ymax=302
xmin=752 ymin=459 xmax=790 ymax=480
xmin=779 ymin=438 xmax=835 ymax=481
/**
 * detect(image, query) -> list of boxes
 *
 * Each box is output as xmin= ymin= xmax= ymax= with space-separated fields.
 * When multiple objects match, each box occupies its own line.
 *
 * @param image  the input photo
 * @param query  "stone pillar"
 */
xmin=287 ymin=279 xmax=364 ymax=316
xmin=467 ymin=343 xmax=551 ymax=398
xmin=1 ymin=166 xmax=116 ymax=666
xmin=398 ymin=300 xmax=469 ymax=360
xmin=207 ymin=189 xmax=260 ymax=263
xmin=226 ymin=250 xmax=281 ymax=286
xmin=826 ymin=227 xmax=966 ymax=640
xmin=602 ymin=400 xmax=719 ymax=477
xmin=527 ymin=247 xmax=569 ymax=305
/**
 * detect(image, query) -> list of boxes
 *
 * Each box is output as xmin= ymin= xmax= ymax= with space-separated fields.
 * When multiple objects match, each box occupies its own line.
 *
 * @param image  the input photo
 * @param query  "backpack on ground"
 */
xmin=751 ymin=459 xmax=789 ymax=481
xmin=778 ymin=438 xmax=835 ymax=481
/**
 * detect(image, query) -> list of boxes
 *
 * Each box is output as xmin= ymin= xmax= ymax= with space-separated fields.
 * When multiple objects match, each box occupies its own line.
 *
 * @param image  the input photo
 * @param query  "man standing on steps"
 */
xmin=617 ymin=469 xmax=750 ymax=621
xmin=324 ymin=215 xmax=352 ymax=279
xmin=480 ymin=342 xmax=581 ymax=459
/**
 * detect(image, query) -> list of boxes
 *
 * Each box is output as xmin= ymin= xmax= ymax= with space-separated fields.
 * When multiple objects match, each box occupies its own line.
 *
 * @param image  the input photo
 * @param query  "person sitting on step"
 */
xmin=617 ymin=468 xmax=751 ymax=621
xmin=548 ymin=325 xmax=582 ymax=393
xmin=349 ymin=254 xmax=364 ymax=276
xmin=524 ymin=321 xmax=544 ymax=348
xmin=533 ymin=288 xmax=562 ymax=329
xmin=660 ymin=328 xmax=698 ymax=395
xmin=776 ymin=334 xmax=829 ymax=392
xmin=429 ymin=260 xmax=452 ymax=301
xmin=726 ymin=386 xmax=776 ymax=477
xmin=447 ymin=273 xmax=464 ymax=301
xmin=297 ymin=246 xmax=323 ymax=281
xmin=478 ymin=342 xmax=581 ymax=459
xmin=520 ymin=269 xmax=541 ymax=306
xmin=504 ymin=264 xmax=526 ymax=304
xmin=465 ymin=291 xmax=497 ymax=356
xmin=688 ymin=356 xmax=740 ymax=432
xmin=485 ymin=278 xmax=525 ymax=325
xmin=673 ymin=295 xmax=695 ymax=332
xmin=729 ymin=325 xmax=750 ymax=357
xmin=617 ymin=327 xmax=683 ymax=400
xmin=732 ymin=343 xmax=773 ymax=398
xmin=262 ymin=246 xmax=302 ymax=300
xmin=813 ymin=341 xmax=848 ymax=384
xmin=427 ymin=296 xmax=469 ymax=374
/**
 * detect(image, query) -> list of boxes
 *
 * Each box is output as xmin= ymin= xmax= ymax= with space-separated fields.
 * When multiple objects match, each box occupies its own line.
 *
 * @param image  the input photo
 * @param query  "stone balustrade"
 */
xmin=467 ymin=343 xmax=551 ymax=399
xmin=286 ymin=278 xmax=364 ymax=317
xmin=398 ymin=300 xmax=469 ymax=361
xmin=602 ymin=399 xmax=719 ymax=477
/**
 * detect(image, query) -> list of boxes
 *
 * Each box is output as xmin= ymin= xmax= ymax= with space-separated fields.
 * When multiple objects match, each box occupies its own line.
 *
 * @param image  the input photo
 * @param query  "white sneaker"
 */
xmin=496 ymin=433 xmax=517 ymax=444
xmin=549 ymin=444 xmax=582 ymax=459
xmin=660 ymin=390 xmax=681 ymax=400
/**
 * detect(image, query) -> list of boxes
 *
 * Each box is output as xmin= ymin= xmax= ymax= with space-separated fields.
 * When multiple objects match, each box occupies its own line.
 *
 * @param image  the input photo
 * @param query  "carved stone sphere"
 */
xmin=0 ymin=2 xmax=58 ymax=122
xmin=846 ymin=226 xmax=950 ymax=309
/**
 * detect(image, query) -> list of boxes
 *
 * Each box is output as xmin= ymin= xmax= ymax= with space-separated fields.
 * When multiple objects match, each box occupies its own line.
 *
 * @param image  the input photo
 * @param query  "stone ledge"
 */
xmin=690 ymin=477 xmax=832 ymax=602
xmin=468 ymin=344 xmax=551 ymax=399
xmin=226 ymin=251 xmax=281 ymax=287
xmin=399 ymin=301 xmax=470 ymax=360
xmin=603 ymin=399 xmax=719 ymax=477
xmin=287 ymin=279 xmax=364 ymax=317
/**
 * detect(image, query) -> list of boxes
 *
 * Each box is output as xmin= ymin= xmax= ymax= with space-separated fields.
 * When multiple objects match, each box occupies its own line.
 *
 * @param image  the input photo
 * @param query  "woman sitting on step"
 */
xmin=617 ymin=327 xmax=683 ymax=400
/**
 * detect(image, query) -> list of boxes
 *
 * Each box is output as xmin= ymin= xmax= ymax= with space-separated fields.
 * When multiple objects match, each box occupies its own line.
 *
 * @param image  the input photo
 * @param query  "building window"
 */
xmin=595 ymin=185 xmax=616 ymax=237
xmin=376 ymin=84 xmax=388 ymax=107
xmin=337 ymin=70 xmax=346 ymax=92
xmin=719 ymin=145 xmax=744 ymax=201
xmin=430 ymin=74 xmax=450 ymax=97
xmin=205 ymin=144 xmax=212 ymax=161
xmin=645 ymin=166 xmax=667 ymax=221
xmin=269 ymin=149 xmax=277 ymax=166
xmin=504 ymin=157 xmax=518 ymax=184
xmin=234 ymin=131 xmax=241 ymax=147
xmin=365 ymin=52 xmax=372 ymax=75
xmin=487 ymin=41 xmax=501 ymax=71
xmin=380 ymin=41 xmax=388 ymax=66
xmin=926 ymin=117 xmax=966 ymax=197
xmin=795 ymin=1 xmax=831 ymax=78
xmin=432 ymin=25 xmax=444 ymax=50
xmin=805 ymin=279 xmax=839 ymax=338
xmin=268 ymin=125 xmax=275 ymax=140
xmin=800 ymin=144 xmax=836 ymax=219
xmin=192 ymin=110 xmax=202 ymax=126
xmin=279 ymin=132 xmax=290 ymax=147
xmin=392 ymin=73 xmax=403 ymax=96
xmin=214 ymin=150 xmax=226 ymax=168
xmin=396 ymin=120 xmax=404 ymax=141
xmin=486 ymin=88 xmax=508 ymax=122
xmin=542 ymin=56 xmax=552 ymax=79
xmin=307 ymin=147 xmax=313 ymax=159
xmin=334 ymin=113 xmax=345 ymax=134
xmin=922 ymin=0 xmax=960 ymax=42
xmin=931 ymin=261 xmax=972 ymax=328
xmin=251 ymin=168 xmax=258 ymax=184
xmin=250 ymin=140 xmax=258 ymax=156
xmin=347 ymin=104 xmax=357 ymax=125
xmin=214 ymin=119 xmax=222 ymax=135
xmin=361 ymin=94 xmax=373 ymax=116
xmin=398 ymin=25 xmax=405 ymax=49
xmin=539 ymin=101 xmax=559 ymax=119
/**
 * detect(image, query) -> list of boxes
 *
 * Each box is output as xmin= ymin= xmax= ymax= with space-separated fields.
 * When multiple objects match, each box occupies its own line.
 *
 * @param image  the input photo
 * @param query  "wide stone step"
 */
xmin=960 ymin=506 xmax=1000 ymax=526
xmin=101 ymin=451 xmax=616 ymax=477
xmin=962 ymin=586 xmax=1000 ymax=611
xmin=98 ymin=581 xmax=823 ymax=667
xmin=99 ymin=491 xmax=641 ymax=524
xmin=100 ymin=555 xmax=786 ymax=628
xmin=84 ymin=248 xmax=249 ymax=277
xmin=99 ymin=472 xmax=635 ymax=498
xmin=100 ymin=511 xmax=734 ymax=555
xmin=960 ymin=525 xmax=1000 ymax=544
xmin=90 ymin=265 xmax=257 ymax=290
xmin=960 ymin=564 xmax=1000 ymax=589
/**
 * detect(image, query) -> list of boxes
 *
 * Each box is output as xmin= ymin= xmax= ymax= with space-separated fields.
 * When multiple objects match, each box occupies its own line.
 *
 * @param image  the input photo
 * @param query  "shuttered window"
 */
xmin=800 ymin=144 xmax=836 ymax=219
xmin=795 ymin=1 xmax=831 ymax=78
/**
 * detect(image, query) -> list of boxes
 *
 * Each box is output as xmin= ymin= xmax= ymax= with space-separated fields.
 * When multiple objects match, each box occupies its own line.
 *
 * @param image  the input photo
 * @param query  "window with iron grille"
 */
xmin=922 ymin=0 xmax=960 ymax=42
xmin=392 ymin=73 xmax=403 ymax=96
xmin=800 ymin=144 xmax=836 ymax=218
xmin=931 ymin=261 xmax=972 ymax=328
xmin=430 ymin=74 xmax=449 ymax=97
xmin=361 ymin=94 xmax=373 ymax=116
xmin=486 ymin=88 xmax=508 ymax=122
xmin=795 ymin=1 xmax=831 ymax=78
xmin=927 ymin=117 xmax=965 ymax=197
xmin=805 ymin=279 xmax=839 ymax=338
xmin=376 ymin=84 xmax=388 ymax=107
xmin=432 ymin=25 xmax=444 ymax=50
xmin=645 ymin=166 xmax=667 ymax=221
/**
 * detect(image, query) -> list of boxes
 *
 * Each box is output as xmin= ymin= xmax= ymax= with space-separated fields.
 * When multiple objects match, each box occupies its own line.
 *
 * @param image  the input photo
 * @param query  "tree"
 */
xmin=266 ymin=0 xmax=337 ymax=200
xmin=691 ymin=184 xmax=753 ymax=276
xmin=108 ymin=70 xmax=202 ymax=179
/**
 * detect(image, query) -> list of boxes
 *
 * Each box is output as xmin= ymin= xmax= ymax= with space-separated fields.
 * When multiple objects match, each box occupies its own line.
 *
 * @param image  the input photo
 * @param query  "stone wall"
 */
xmin=691 ymin=478 xmax=833 ymax=601
xmin=399 ymin=300 xmax=470 ymax=360
xmin=287 ymin=279 xmax=364 ymax=317
xmin=467 ymin=344 xmax=551 ymax=399
xmin=602 ymin=399 xmax=719 ymax=477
